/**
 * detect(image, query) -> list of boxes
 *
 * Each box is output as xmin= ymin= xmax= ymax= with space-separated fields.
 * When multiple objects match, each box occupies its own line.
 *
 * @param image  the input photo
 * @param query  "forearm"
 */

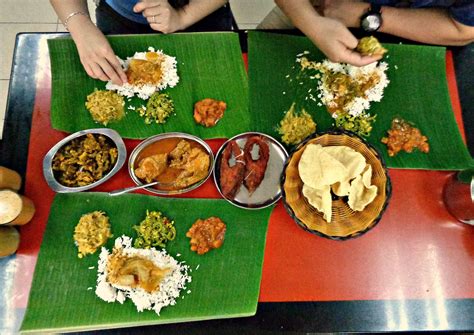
xmin=178 ymin=0 xmax=228 ymax=29
xmin=50 ymin=0 xmax=96 ymax=37
xmin=275 ymin=0 xmax=324 ymax=39
xmin=379 ymin=7 xmax=474 ymax=46
xmin=332 ymin=2 xmax=474 ymax=46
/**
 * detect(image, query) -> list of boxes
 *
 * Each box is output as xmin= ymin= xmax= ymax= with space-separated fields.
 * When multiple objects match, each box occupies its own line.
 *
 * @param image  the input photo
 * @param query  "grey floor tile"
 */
xmin=0 ymin=0 xmax=58 ymax=23
xmin=231 ymin=0 xmax=275 ymax=28
xmin=0 ymin=23 xmax=57 ymax=80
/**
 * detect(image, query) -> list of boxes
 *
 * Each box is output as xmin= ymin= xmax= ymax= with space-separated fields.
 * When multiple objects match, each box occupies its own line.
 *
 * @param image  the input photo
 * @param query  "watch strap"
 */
xmin=370 ymin=4 xmax=382 ymax=14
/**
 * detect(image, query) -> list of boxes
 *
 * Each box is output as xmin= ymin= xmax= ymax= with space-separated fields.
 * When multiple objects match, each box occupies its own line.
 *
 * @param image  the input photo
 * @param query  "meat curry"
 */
xmin=134 ymin=138 xmax=210 ymax=191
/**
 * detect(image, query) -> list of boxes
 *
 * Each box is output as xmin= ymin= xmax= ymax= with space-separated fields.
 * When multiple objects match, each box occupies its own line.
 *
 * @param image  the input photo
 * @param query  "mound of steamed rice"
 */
xmin=106 ymin=47 xmax=179 ymax=100
xmin=317 ymin=60 xmax=390 ymax=118
xmin=95 ymin=235 xmax=191 ymax=315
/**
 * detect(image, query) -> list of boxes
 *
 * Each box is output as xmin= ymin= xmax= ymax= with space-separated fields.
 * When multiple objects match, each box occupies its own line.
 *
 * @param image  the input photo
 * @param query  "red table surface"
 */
xmin=13 ymin=52 xmax=473 ymax=310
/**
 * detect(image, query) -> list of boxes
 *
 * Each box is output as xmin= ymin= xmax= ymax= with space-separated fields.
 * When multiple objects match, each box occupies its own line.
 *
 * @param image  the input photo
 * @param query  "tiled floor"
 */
xmin=0 ymin=0 xmax=275 ymax=139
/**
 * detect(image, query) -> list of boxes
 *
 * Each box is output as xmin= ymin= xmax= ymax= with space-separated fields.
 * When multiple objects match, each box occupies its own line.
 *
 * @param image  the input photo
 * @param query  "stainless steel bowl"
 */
xmin=43 ymin=128 xmax=127 ymax=193
xmin=213 ymin=132 xmax=288 ymax=210
xmin=128 ymin=132 xmax=214 ymax=195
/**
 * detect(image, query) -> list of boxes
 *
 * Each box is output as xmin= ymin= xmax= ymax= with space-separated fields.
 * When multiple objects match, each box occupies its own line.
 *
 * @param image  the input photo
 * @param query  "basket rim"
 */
xmin=280 ymin=129 xmax=392 ymax=241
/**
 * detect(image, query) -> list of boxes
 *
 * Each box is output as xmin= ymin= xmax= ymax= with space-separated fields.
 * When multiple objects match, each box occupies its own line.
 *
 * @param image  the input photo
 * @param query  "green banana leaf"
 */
xmin=48 ymin=32 xmax=250 ymax=139
xmin=21 ymin=193 xmax=272 ymax=333
xmin=248 ymin=31 xmax=473 ymax=170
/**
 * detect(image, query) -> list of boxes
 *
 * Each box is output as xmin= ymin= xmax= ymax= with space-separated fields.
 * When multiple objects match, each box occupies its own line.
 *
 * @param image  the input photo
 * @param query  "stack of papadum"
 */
xmin=298 ymin=144 xmax=378 ymax=222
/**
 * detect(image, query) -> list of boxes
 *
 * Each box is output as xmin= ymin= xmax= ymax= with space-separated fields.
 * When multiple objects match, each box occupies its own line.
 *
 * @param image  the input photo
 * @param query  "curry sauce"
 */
xmin=134 ymin=138 xmax=210 ymax=191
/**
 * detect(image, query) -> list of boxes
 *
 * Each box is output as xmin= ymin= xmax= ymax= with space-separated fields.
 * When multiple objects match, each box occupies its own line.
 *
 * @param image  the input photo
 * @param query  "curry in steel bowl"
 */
xmin=129 ymin=133 xmax=214 ymax=195
xmin=43 ymin=128 xmax=127 ymax=193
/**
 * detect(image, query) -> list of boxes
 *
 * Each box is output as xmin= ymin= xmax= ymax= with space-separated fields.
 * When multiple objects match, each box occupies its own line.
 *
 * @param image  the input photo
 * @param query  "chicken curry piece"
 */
xmin=168 ymin=140 xmax=210 ymax=188
xmin=134 ymin=153 xmax=168 ymax=183
xmin=134 ymin=139 xmax=210 ymax=190
xmin=126 ymin=51 xmax=164 ymax=86
xmin=107 ymin=248 xmax=170 ymax=293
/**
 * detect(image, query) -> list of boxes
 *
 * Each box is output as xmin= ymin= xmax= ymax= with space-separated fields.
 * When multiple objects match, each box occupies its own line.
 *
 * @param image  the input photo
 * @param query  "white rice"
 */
xmin=315 ymin=59 xmax=390 ymax=118
xmin=106 ymin=47 xmax=179 ymax=100
xmin=95 ymin=236 xmax=191 ymax=315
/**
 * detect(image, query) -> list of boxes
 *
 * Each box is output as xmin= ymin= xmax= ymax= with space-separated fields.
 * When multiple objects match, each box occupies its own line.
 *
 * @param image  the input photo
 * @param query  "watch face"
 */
xmin=362 ymin=14 xmax=381 ymax=32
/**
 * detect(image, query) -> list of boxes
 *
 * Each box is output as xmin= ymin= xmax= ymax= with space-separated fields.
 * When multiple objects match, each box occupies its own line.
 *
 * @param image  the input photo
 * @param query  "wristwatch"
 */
xmin=360 ymin=4 xmax=383 ymax=32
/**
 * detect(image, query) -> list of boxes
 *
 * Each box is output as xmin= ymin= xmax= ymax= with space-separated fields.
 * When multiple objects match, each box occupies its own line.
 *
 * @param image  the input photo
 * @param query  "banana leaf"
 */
xmin=21 ymin=193 xmax=272 ymax=333
xmin=48 ymin=32 xmax=250 ymax=139
xmin=248 ymin=31 xmax=473 ymax=170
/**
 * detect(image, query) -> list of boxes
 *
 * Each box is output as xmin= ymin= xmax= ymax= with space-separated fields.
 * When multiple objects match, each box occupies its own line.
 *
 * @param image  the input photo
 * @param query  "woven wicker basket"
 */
xmin=281 ymin=131 xmax=391 ymax=240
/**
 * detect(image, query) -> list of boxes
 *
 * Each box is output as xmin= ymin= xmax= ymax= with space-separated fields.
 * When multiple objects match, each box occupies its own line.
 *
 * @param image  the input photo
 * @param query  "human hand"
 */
xmin=133 ymin=0 xmax=184 ymax=34
xmin=322 ymin=0 xmax=369 ymax=28
xmin=310 ymin=17 xmax=381 ymax=66
xmin=71 ymin=21 xmax=127 ymax=85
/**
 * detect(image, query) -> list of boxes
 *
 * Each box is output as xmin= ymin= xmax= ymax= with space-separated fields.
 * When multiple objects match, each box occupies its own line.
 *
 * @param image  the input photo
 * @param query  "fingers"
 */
xmin=81 ymin=56 xmax=126 ymax=85
xmin=105 ymin=53 xmax=128 ymax=84
xmin=341 ymin=49 xmax=381 ymax=67
xmin=336 ymin=29 xmax=381 ymax=66
xmin=89 ymin=62 xmax=109 ymax=82
xmin=133 ymin=1 xmax=153 ymax=13
xmin=97 ymin=58 xmax=124 ymax=85
xmin=83 ymin=63 xmax=96 ymax=79
xmin=133 ymin=0 xmax=166 ymax=13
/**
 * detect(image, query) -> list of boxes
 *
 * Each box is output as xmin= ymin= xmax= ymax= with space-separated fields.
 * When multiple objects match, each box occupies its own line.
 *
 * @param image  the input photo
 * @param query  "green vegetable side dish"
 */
xmin=133 ymin=210 xmax=176 ymax=249
xmin=334 ymin=112 xmax=377 ymax=138
xmin=137 ymin=93 xmax=175 ymax=124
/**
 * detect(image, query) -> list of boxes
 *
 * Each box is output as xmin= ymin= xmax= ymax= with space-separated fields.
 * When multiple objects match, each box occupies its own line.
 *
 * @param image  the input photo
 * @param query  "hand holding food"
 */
xmin=308 ymin=17 xmax=380 ymax=67
xmin=296 ymin=52 xmax=390 ymax=137
xmin=356 ymin=36 xmax=388 ymax=57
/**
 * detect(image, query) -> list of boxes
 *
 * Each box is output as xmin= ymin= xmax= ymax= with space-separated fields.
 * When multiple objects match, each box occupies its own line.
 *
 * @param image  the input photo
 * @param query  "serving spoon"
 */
xmin=108 ymin=181 xmax=174 ymax=196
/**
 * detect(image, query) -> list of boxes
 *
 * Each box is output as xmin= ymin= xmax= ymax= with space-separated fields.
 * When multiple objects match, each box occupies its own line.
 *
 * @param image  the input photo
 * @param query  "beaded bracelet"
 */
xmin=63 ymin=11 xmax=89 ymax=31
